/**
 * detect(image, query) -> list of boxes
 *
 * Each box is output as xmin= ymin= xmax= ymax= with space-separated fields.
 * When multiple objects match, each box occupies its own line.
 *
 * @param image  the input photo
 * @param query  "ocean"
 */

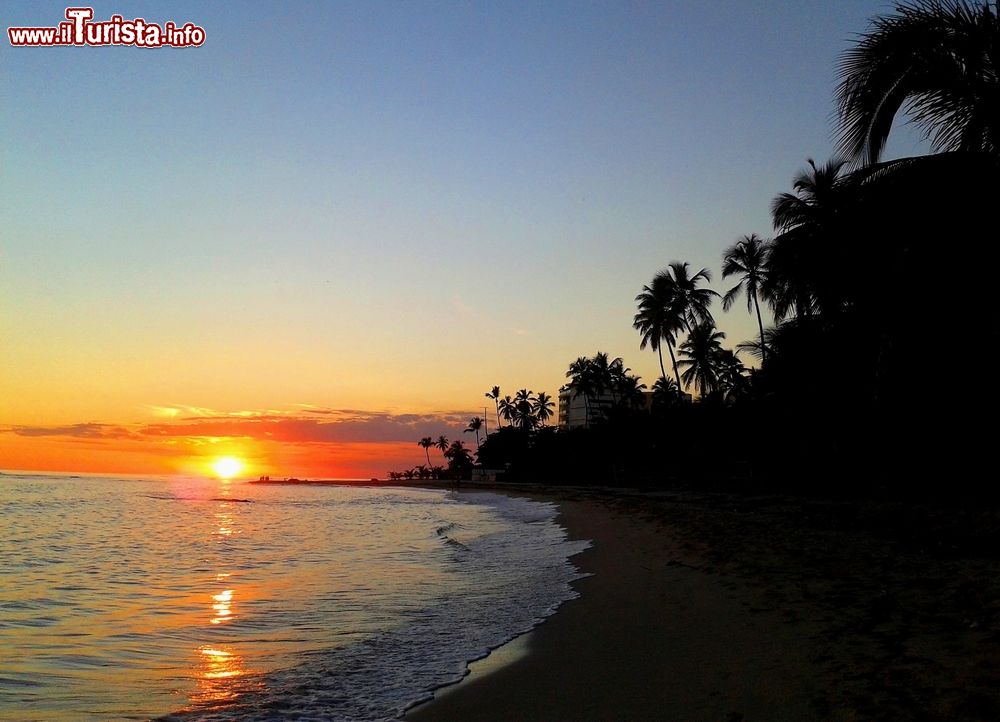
xmin=0 ymin=473 xmax=589 ymax=721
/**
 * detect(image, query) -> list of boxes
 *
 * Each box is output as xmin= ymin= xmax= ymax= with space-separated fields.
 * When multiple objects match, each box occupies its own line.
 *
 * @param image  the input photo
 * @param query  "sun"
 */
xmin=212 ymin=456 xmax=243 ymax=480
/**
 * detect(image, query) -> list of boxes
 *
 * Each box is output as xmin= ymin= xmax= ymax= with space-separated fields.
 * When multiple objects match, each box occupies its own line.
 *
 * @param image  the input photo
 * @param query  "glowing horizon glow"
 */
xmin=212 ymin=457 xmax=243 ymax=479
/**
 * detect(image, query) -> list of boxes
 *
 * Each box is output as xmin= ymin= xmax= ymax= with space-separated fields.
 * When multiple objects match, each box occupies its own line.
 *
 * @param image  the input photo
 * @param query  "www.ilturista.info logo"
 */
xmin=8 ymin=7 xmax=205 ymax=48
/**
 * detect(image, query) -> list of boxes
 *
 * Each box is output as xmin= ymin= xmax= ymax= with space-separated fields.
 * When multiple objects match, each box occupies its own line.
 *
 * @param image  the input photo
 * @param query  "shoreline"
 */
xmin=404 ymin=487 xmax=1000 ymax=721
xmin=406 ymin=489 xmax=820 ymax=721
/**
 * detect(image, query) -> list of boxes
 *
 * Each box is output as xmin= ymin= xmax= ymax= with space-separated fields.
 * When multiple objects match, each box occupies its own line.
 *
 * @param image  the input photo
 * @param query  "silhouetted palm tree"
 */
xmin=485 ymin=386 xmax=502 ymax=428
xmin=634 ymin=274 xmax=680 ymax=387
xmin=435 ymin=435 xmax=449 ymax=462
xmin=768 ymin=158 xmax=850 ymax=319
xmin=497 ymin=395 xmax=516 ymax=426
xmin=464 ymin=417 xmax=483 ymax=448
xmin=444 ymin=440 xmax=475 ymax=477
xmin=664 ymin=261 xmax=717 ymax=333
xmin=722 ymin=234 xmax=771 ymax=363
xmin=533 ymin=391 xmax=555 ymax=426
xmin=736 ymin=326 xmax=780 ymax=363
xmin=837 ymin=0 xmax=1000 ymax=166
xmin=617 ymin=374 xmax=647 ymax=409
xmin=417 ymin=436 xmax=434 ymax=468
xmin=566 ymin=356 xmax=596 ymax=425
xmin=715 ymin=348 xmax=750 ymax=403
xmin=635 ymin=263 xmax=718 ymax=389
xmin=514 ymin=398 xmax=537 ymax=430
xmin=679 ymin=322 xmax=726 ymax=398
xmin=608 ymin=356 xmax=629 ymax=402
xmin=651 ymin=376 xmax=683 ymax=408
xmin=514 ymin=388 xmax=536 ymax=405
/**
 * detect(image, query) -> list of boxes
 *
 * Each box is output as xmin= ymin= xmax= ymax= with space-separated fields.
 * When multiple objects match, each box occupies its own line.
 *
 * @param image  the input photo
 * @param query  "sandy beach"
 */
xmin=407 ymin=488 xmax=1000 ymax=721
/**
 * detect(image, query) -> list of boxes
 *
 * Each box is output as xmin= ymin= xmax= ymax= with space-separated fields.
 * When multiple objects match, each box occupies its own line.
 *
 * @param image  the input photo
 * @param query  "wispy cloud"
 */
xmin=3 ymin=407 xmax=474 ymax=446
xmin=5 ymin=423 xmax=140 ymax=440
xmin=146 ymin=405 xmax=286 ymax=420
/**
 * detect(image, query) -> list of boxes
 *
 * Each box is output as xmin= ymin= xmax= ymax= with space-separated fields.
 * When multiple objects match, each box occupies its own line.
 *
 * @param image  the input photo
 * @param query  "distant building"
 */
xmin=558 ymin=387 xmax=655 ymax=429
xmin=558 ymin=387 xmax=594 ymax=429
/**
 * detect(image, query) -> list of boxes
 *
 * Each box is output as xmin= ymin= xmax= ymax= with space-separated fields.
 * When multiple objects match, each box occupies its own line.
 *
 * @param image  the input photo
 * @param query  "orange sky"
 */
xmin=0 ymin=406 xmax=477 ymax=479
xmin=8 ymin=2 xmax=888 ymax=479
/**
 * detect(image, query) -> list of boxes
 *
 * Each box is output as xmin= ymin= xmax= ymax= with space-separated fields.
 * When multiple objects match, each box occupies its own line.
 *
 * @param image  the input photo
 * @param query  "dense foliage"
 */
xmin=412 ymin=2 xmax=1000 ymax=497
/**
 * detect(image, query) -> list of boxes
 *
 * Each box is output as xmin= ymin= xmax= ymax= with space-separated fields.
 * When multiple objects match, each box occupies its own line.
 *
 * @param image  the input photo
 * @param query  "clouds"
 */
xmin=6 ymin=423 xmax=139 ymax=440
xmin=2 ymin=406 xmax=472 ymax=446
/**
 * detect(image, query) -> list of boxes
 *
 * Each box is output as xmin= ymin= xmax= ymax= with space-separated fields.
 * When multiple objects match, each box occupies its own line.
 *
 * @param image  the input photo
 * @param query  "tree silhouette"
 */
xmin=722 ymin=234 xmax=771 ymax=363
xmin=435 ymin=435 xmax=449 ymax=462
xmin=444 ymin=440 xmax=475 ymax=477
xmin=767 ymin=158 xmax=850 ymax=320
xmin=679 ymin=322 xmax=726 ymax=398
xmin=417 ymin=436 xmax=434 ymax=468
xmin=634 ymin=274 xmax=680 ymax=387
xmin=634 ymin=262 xmax=718 ymax=389
xmin=837 ymin=0 xmax=1000 ymax=166
xmin=485 ymin=386 xmax=502 ymax=428
xmin=498 ymin=395 xmax=516 ymax=426
xmin=464 ymin=417 xmax=484 ymax=448
xmin=565 ymin=357 xmax=596 ymax=425
xmin=651 ymin=376 xmax=683 ymax=409
xmin=533 ymin=391 xmax=555 ymax=425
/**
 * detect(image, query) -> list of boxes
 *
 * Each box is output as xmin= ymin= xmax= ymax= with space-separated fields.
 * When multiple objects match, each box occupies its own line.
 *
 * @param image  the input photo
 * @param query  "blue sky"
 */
xmin=1 ymin=1 xmax=926 ymax=429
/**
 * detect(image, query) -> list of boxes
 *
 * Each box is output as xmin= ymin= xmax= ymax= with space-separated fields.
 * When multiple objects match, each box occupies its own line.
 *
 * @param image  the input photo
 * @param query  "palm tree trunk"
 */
xmin=495 ymin=401 xmax=502 ymax=429
xmin=475 ymin=430 xmax=481 ymax=448
xmin=424 ymin=449 xmax=431 ymax=467
xmin=657 ymin=345 xmax=668 ymax=384
xmin=666 ymin=341 xmax=682 ymax=393
xmin=753 ymin=293 xmax=767 ymax=364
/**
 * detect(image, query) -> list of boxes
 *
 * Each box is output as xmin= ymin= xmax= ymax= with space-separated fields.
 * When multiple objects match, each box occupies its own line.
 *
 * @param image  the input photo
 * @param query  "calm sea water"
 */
xmin=0 ymin=474 xmax=588 ymax=721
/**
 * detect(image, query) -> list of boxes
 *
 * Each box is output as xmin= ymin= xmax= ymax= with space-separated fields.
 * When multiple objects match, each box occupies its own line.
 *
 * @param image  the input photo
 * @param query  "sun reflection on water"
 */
xmin=188 ymin=492 xmax=262 ymax=710
xmin=189 ymin=644 xmax=261 ymax=707
xmin=211 ymin=589 xmax=234 ymax=625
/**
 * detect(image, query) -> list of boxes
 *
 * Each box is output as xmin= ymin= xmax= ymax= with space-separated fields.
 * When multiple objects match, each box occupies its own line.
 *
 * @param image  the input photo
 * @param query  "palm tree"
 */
xmin=722 ymin=234 xmax=771 ymax=363
xmin=634 ymin=274 xmax=680 ymax=387
xmin=506 ymin=390 xmax=537 ymax=430
xmin=616 ymin=374 xmax=647 ymax=409
xmin=497 ymin=395 xmax=516 ymax=426
xmin=836 ymin=0 xmax=1000 ymax=166
xmin=464 ymin=417 xmax=483 ymax=448
xmin=417 ymin=436 xmax=434 ymax=467
xmin=565 ymin=357 xmax=595 ymax=425
xmin=444 ymin=440 xmax=475 ymax=477
xmin=665 ymin=261 xmax=718 ymax=331
xmin=634 ymin=263 xmax=718 ymax=389
xmin=533 ymin=391 xmax=555 ymax=425
xmin=485 ymin=386 xmax=502 ymax=428
xmin=715 ymin=348 xmax=750 ymax=403
xmin=514 ymin=388 xmax=536 ymax=405
xmin=678 ymin=322 xmax=726 ymax=398
xmin=514 ymin=398 xmax=537 ymax=430
xmin=651 ymin=376 xmax=683 ymax=408
xmin=736 ymin=326 xmax=780 ymax=364
xmin=767 ymin=158 xmax=850 ymax=319
xmin=435 ymin=435 xmax=449 ymax=462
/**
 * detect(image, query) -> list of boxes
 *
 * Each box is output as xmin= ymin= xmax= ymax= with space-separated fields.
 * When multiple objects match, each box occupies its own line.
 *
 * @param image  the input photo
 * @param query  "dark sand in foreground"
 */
xmin=406 ymin=488 xmax=1000 ymax=722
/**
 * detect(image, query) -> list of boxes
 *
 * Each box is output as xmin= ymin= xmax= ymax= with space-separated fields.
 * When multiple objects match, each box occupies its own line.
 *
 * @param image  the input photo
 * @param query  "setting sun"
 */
xmin=212 ymin=457 xmax=243 ymax=479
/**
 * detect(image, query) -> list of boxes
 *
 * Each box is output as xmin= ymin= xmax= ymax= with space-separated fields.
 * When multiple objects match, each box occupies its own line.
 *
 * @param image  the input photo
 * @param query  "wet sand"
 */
xmin=406 ymin=488 xmax=1000 ymax=722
